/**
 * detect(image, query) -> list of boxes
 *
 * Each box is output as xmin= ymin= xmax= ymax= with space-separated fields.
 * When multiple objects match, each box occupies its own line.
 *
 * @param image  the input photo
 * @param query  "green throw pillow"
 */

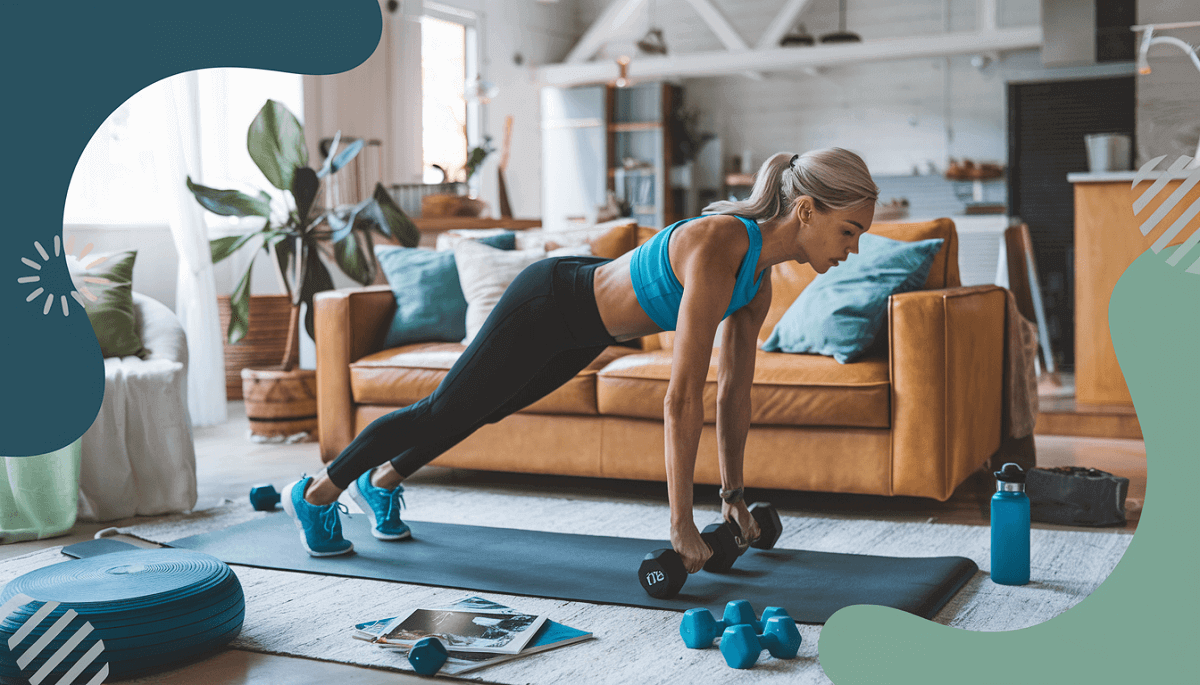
xmin=67 ymin=249 xmax=146 ymax=359
xmin=761 ymin=234 xmax=944 ymax=364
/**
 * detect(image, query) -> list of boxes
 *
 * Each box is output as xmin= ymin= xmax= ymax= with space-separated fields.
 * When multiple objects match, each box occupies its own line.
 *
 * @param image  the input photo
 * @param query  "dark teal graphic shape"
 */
xmin=818 ymin=245 xmax=1197 ymax=682
xmin=0 ymin=0 xmax=381 ymax=455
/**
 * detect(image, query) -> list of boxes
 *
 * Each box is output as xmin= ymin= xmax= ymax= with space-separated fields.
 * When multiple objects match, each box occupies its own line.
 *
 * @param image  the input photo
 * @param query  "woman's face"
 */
xmin=796 ymin=199 xmax=875 ymax=274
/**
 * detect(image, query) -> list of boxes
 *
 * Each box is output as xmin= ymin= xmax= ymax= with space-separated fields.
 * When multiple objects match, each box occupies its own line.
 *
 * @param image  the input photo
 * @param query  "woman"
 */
xmin=283 ymin=147 xmax=879 ymax=575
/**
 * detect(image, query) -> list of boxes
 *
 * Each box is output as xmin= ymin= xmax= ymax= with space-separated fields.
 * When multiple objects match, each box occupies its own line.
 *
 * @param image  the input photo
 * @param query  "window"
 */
xmin=63 ymin=69 xmax=304 ymax=226
xmin=419 ymin=2 xmax=480 ymax=185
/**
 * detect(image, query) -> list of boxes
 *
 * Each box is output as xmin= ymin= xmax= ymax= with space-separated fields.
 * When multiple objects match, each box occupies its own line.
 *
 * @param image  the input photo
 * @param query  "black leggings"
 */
xmin=325 ymin=256 xmax=618 ymax=489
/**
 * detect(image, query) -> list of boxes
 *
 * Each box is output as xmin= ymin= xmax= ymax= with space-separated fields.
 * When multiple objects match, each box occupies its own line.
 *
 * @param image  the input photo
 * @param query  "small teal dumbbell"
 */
xmin=249 ymin=484 xmax=281 ymax=511
xmin=719 ymin=618 xmax=802 ymax=669
xmin=679 ymin=600 xmax=792 ymax=649
xmin=408 ymin=637 xmax=448 ymax=676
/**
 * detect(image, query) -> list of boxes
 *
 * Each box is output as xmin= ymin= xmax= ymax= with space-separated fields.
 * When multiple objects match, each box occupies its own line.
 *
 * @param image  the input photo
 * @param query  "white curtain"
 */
xmin=149 ymin=72 xmax=228 ymax=426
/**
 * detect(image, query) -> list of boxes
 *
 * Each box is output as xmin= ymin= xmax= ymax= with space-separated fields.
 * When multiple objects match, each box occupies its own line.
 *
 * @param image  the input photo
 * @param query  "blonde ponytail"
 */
xmin=703 ymin=147 xmax=879 ymax=221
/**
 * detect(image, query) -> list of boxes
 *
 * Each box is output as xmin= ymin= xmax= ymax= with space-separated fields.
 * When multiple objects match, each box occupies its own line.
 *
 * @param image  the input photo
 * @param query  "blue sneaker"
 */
xmin=280 ymin=476 xmax=354 ymax=557
xmin=348 ymin=470 xmax=412 ymax=541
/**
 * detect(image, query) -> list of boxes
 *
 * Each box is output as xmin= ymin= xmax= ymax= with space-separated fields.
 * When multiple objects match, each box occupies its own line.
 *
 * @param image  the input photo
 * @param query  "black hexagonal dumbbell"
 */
xmin=249 ymin=484 xmax=281 ymax=511
xmin=748 ymin=502 xmax=783 ymax=550
xmin=639 ymin=521 xmax=742 ymax=599
xmin=724 ymin=502 xmax=783 ymax=557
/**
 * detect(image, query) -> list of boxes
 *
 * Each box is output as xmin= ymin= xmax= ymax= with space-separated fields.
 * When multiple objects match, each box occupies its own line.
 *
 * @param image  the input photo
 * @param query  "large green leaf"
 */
xmin=226 ymin=258 xmax=255 ymax=345
xmin=331 ymin=138 xmax=365 ymax=173
xmin=317 ymin=130 xmax=341 ymax=179
xmin=187 ymin=176 xmax=272 ymax=218
xmin=348 ymin=185 xmax=420 ymax=247
xmin=291 ymin=167 xmax=319 ymax=226
xmin=333 ymin=229 xmax=375 ymax=286
xmin=299 ymin=244 xmax=335 ymax=341
xmin=247 ymin=100 xmax=308 ymax=191
xmin=210 ymin=230 xmax=263 ymax=264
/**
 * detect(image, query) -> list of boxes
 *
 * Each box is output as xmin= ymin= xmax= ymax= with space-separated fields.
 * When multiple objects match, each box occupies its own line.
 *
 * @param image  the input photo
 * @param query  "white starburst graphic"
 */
xmin=17 ymin=236 xmax=111 ymax=315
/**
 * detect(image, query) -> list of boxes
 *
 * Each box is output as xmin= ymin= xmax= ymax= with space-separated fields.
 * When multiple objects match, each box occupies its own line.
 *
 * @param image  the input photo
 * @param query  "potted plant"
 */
xmin=187 ymin=99 xmax=419 ymax=441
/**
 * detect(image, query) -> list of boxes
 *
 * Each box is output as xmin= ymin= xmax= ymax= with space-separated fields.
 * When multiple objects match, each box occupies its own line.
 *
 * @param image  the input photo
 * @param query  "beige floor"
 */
xmin=1 ymin=401 xmax=1147 ymax=684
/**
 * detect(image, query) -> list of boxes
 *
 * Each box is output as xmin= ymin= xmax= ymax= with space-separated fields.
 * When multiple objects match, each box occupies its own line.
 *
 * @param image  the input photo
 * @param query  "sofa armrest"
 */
xmin=315 ymin=285 xmax=396 ymax=462
xmin=888 ymin=284 xmax=1005 ymax=500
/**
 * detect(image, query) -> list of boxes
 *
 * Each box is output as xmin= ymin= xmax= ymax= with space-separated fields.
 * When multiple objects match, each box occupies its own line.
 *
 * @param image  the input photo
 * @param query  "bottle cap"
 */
xmin=993 ymin=462 xmax=1026 ymax=483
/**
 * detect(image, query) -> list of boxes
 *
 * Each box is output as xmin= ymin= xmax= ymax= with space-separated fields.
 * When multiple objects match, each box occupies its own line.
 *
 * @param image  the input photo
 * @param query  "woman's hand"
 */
xmin=722 ymin=501 xmax=762 ymax=547
xmin=671 ymin=521 xmax=713 ymax=574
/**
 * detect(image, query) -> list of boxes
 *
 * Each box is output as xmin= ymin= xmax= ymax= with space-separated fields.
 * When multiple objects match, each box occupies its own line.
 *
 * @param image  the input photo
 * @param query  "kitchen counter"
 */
xmin=1067 ymin=168 xmax=1196 ymax=183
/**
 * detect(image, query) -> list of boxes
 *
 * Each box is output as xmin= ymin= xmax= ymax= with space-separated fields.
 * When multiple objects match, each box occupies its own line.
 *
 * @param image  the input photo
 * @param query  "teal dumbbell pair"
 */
xmin=680 ymin=600 xmax=801 ymax=669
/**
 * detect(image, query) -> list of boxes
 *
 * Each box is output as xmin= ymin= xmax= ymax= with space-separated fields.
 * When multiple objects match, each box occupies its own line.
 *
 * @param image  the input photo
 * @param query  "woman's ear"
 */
xmin=794 ymin=198 xmax=812 ymax=225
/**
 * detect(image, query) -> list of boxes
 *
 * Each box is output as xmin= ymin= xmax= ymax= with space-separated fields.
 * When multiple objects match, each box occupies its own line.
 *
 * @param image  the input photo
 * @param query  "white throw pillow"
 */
xmin=452 ymin=240 xmax=548 ymax=346
xmin=435 ymin=228 xmax=512 ymax=251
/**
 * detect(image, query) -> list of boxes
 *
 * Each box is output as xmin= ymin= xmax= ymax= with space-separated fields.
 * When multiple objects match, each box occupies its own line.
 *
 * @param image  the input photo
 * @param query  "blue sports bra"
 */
xmin=629 ymin=215 xmax=767 ymax=331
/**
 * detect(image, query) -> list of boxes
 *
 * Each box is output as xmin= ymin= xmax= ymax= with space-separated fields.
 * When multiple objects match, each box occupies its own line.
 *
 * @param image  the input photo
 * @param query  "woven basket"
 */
xmin=217 ymin=295 xmax=293 ymax=400
xmin=421 ymin=193 xmax=487 ymax=217
xmin=241 ymin=368 xmax=317 ymax=442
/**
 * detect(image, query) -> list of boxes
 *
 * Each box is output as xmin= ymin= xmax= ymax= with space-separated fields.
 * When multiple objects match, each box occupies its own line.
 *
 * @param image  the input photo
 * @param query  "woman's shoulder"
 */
xmin=672 ymin=214 xmax=751 ymax=274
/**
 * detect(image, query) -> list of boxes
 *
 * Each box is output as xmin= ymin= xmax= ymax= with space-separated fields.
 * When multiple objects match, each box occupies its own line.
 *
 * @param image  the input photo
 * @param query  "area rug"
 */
xmin=0 ymin=485 xmax=1134 ymax=684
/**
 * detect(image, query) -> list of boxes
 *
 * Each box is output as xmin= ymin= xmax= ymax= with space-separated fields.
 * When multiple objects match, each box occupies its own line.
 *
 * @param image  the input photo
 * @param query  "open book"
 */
xmin=352 ymin=595 xmax=594 ymax=676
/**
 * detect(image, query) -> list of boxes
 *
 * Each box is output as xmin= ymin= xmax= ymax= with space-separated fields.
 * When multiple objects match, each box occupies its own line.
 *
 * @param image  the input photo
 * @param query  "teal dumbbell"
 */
xmin=408 ymin=637 xmax=448 ymax=675
xmin=679 ymin=600 xmax=792 ymax=649
xmin=249 ymin=484 xmax=281 ymax=511
xmin=719 ymin=618 xmax=802 ymax=669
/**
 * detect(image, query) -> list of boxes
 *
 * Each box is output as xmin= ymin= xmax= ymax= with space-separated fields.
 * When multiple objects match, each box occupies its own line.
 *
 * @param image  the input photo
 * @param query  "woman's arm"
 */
xmin=716 ymin=269 xmax=772 ymax=541
xmin=664 ymin=223 xmax=741 ymax=573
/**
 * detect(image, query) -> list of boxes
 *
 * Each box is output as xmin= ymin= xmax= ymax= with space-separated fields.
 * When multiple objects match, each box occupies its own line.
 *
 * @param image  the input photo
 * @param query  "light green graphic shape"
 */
xmin=819 ymin=245 xmax=1197 ymax=683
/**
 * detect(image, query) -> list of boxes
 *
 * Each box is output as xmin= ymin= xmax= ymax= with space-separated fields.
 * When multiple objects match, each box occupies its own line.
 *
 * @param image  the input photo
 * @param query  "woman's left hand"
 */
xmin=722 ymin=500 xmax=761 ymax=547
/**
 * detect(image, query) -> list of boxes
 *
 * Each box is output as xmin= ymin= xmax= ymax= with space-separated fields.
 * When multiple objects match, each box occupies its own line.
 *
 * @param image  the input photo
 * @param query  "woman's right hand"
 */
xmin=671 ymin=521 xmax=713 ymax=574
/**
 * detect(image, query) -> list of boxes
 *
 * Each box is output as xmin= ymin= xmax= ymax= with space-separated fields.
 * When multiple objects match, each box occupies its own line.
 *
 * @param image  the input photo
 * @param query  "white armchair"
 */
xmin=77 ymin=292 xmax=198 ymax=521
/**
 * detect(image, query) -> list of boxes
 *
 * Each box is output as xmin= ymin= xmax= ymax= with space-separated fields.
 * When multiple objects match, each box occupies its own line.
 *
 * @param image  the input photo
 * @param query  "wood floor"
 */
xmin=0 ymin=401 xmax=1146 ymax=684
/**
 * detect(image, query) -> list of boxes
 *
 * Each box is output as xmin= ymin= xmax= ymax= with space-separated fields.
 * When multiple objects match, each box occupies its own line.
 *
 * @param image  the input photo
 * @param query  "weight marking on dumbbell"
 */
xmin=3 ymin=594 xmax=109 ymax=685
xmin=645 ymin=570 xmax=665 ymax=586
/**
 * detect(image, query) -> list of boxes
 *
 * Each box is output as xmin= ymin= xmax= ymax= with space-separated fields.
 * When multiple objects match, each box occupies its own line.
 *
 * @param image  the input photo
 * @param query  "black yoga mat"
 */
xmin=168 ymin=514 xmax=977 ymax=624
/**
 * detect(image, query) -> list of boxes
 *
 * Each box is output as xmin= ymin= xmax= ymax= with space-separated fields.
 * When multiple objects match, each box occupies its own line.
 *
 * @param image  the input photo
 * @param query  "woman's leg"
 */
xmin=318 ymin=259 xmax=593 ymax=496
xmin=375 ymin=343 xmax=610 ymax=482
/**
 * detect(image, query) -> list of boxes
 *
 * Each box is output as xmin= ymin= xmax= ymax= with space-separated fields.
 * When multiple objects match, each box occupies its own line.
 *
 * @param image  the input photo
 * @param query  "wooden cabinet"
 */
xmin=606 ymin=82 xmax=683 ymax=228
xmin=1071 ymin=172 xmax=1197 ymax=407
xmin=542 ymin=82 xmax=683 ymax=230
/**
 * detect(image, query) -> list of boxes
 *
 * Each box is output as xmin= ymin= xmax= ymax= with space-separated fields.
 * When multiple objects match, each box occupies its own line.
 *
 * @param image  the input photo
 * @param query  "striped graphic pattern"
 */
xmin=1 ymin=594 xmax=108 ymax=685
xmin=1131 ymin=155 xmax=1200 ymax=274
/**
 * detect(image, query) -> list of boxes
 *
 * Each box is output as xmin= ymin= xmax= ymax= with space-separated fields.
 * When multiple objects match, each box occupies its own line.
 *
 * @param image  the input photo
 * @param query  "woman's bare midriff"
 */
xmin=592 ymin=251 xmax=662 ymax=343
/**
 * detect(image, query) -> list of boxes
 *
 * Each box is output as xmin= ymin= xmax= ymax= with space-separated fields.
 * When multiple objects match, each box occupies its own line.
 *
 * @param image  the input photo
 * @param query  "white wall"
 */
xmin=572 ymin=0 xmax=1044 ymax=177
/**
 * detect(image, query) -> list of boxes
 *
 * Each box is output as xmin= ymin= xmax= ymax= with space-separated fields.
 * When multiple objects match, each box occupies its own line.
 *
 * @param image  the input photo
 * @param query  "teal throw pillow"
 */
xmin=376 ymin=233 xmax=516 ymax=349
xmin=375 ymin=246 xmax=468 ymax=348
xmin=761 ymin=234 xmax=944 ymax=363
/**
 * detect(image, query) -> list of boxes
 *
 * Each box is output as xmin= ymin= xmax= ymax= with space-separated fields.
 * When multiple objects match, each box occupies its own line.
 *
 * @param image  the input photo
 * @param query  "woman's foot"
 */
xmin=348 ymin=469 xmax=412 ymax=541
xmin=281 ymin=476 xmax=354 ymax=557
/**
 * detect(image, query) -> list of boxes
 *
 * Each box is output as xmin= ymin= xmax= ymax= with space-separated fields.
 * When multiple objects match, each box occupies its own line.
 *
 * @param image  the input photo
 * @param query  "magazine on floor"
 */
xmin=351 ymin=595 xmax=594 ymax=676
xmin=373 ymin=607 xmax=547 ymax=654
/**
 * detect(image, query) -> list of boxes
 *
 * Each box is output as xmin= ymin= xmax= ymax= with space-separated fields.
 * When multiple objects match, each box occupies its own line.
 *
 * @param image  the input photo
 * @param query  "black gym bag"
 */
xmin=1026 ymin=466 xmax=1130 ymax=527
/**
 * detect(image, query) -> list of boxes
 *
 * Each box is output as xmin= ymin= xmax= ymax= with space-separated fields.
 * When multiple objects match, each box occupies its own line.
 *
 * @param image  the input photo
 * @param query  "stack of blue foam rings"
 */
xmin=0 ymin=549 xmax=244 ymax=683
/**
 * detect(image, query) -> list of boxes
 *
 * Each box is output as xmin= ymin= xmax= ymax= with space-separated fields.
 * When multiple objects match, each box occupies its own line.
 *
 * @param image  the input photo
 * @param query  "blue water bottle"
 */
xmin=991 ymin=462 xmax=1030 ymax=585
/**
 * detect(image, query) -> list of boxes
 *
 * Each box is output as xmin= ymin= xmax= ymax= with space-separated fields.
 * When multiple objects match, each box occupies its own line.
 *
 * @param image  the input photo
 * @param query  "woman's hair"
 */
xmin=703 ymin=147 xmax=879 ymax=221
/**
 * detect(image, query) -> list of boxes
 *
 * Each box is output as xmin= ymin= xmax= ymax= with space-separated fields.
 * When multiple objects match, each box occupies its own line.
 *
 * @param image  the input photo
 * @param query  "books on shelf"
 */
xmin=351 ymin=595 xmax=594 ymax=676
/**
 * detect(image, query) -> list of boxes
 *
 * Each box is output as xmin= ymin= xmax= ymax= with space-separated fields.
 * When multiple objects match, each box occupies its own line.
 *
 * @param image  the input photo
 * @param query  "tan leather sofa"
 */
xmin=315 ymin=218 xmax=1006 ymax=501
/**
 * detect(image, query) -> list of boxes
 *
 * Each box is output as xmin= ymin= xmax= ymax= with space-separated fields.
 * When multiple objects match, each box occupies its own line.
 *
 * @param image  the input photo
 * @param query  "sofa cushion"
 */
xmin=350 ymin=342 xmax=643 ymax=415
xmin=760 ymin=217 xmax=961 ymax=344
xmin=595 ymin=350 xmax=890 ymax=428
